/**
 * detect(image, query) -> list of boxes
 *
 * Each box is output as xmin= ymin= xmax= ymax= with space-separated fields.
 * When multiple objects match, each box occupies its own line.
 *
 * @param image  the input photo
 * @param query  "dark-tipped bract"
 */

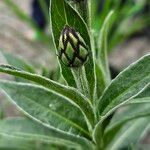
xmin=58 ymin=25 xmax=89 ymax=67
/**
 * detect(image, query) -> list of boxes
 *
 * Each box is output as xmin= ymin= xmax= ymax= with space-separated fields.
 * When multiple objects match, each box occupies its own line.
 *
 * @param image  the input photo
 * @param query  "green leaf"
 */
xmin=93 ymin=1 xmax=115 ymax=32
xmin=97 ymin=11 xmax=113 ymax=83
xmin=0 ymin=51 xmax=35 ymax=73
xmin=104 ymin=102 xmax=150 ymax=145
xmin=98 ymin=54 xmax=150 ymax=117
xmin=50 ymin=0 xmax=95 ymax=99
xmin=135 ymin=144 xmax=150 ymax=150
xmin=127 ymin=84 xmax=150 ymax=104
xmin=129 ymin=97 xmax=150 ymax=104
xmin=0 ymin=65 xmax=94 ymax=129
xmin=95 ymin=11 xmax=114 ymax=99
xmin=94 ymin=54 xmax=150 ymax=143
xmin=134 ymin=83 xmax=150 ymax=99
xmin=67 ymin=0 xmax=88 ymax=23
xmin=106 ymin=117 xmax=150 ymax=150
xmin=0 ymin=118 xmax=94 ymax=150
xmin=0 ymin=111 xmax=4 ymax=120
xmin=95 ymin=62 xmax=106 ymax=98
xmin=89 ymin=0 xmax=97 ymax=28
xmin=0 ymin=80 xmax=90 ymax=138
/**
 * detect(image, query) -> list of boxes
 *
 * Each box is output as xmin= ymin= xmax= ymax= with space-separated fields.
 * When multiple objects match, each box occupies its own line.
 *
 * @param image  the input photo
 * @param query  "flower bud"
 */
xmin=58 ymin=25 xmax=89 ymax=67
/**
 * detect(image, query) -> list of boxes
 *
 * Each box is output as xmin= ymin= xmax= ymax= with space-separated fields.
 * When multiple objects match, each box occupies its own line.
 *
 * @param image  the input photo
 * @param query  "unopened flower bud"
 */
xmin=58 ymin=25 xmax=89 ymax=67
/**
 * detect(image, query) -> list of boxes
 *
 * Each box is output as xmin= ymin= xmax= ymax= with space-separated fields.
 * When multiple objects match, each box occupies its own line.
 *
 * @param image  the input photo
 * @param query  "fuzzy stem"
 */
xmin=71 ymin=67 xmax=90 ymax=98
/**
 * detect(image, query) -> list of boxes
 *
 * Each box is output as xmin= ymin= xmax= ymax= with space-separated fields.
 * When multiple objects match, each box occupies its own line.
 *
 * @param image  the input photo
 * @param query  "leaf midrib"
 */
xmin=0 ymin=132 xmax=78 ymax=147
xmin=109 ymin=119 xmax=149 ymax=150
xmin=106 ymin=113 xmax=150 ymax=135
xmin=101 ymin=73 xmax=150 ymax=116
xmin=0 ymin=66 xmax=94 ymax=126
xmin=10 ymin=90 xmax=90 ymax=137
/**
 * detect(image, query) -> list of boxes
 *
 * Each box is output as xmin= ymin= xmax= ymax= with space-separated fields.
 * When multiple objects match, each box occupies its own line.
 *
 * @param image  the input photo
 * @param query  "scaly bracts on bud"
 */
xmin=58 ymin=25 xmax=89 ymax=67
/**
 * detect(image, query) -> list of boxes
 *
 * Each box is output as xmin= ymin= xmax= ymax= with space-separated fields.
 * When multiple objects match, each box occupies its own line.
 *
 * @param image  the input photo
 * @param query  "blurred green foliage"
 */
xmin=3 ymin=0 xmax=150 ymax=53
xmin=93 ymin=0 xmax=150 ymax=51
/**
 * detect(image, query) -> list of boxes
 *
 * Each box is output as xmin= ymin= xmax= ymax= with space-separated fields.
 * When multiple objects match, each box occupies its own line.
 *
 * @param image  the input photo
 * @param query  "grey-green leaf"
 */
xmin=98 ymin=54 xmax=150 ymax=117
xmin=128 ymin=84 xmax=150 ymax=104
xmin=106 ymin=117 xmax=150 ymax=150
xmin=95 ymin=62 xmax=107 ymax=99
xmin=50 ymin=0 xmax=95 ymax=98
xmin=0 ymin=118 xmax=94 ymax=150
xmin=0 ymin=65 xmax=94 ymax=129
xmin=0 ymin=80 xmax=90 ymax=138
xmin=94 ymin=54 xmax=150 ymax=143
xmin=134 ymin=83 xmax=150 ymax=99
xmin=97 ymin=11 xmax=114 ymax=84
xmin=95 ymin=11 xmax=114 ymax=99
xmin=104 ymin=102 xmax=150 ymax=146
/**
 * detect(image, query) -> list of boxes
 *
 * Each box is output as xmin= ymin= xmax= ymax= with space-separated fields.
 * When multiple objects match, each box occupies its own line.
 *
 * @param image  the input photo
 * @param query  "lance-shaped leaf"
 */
xmin=0 ymin=118 xmax=94 ymax=150
xmin=94 ymin=54 xmax=150 ymax=142
xmin=98 ymin=54 xmax=150 ymax=116
xmin=95 ymin=62 xmax=107 ymax=99
xmin=0 ymin=80 xmax=90 ymax=138
xmin=97 ymin=11 xmax=113 ymax=83
xmin=50 ymin=0 xmax=95 ymax=98
xmin=105 ymin=117 xmax=150 ymax=150
xmin=89 ymin=0 xmax=97 ymax=27
xmin=95 ymin=11 xmax=114 ymax=98
xmin=104 ymin=102 xmax=150 ymax=146
xmin=0 ymin=65 xmax=94 ymax=129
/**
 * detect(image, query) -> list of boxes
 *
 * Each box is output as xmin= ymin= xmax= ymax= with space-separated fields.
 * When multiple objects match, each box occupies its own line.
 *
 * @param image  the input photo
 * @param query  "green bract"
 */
xmin=58 ymin=25 xmax=89 ymax=67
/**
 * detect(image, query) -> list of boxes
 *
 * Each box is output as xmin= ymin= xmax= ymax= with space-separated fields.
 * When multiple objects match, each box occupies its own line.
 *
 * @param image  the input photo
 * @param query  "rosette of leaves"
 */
xmin=0 ymin=0 xmax=150 ymax=150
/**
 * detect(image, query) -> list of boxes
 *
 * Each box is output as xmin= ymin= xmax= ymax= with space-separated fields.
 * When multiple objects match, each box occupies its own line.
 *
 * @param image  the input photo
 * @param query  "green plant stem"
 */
xmin=71 ymin=67 xmax=90 ymax=99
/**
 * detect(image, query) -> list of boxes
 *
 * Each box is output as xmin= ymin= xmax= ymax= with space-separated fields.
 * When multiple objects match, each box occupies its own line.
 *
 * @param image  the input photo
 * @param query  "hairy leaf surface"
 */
xmin=104 ymin=102 xmax=150 ymax=145
xmin=0 ymin=80 xmax=90 ymax=138
xmin=106 ymin=117 xmax=150 ymax=150
xmin=98 ymin=54 xmax=150 ymax=116
xmin=0 ymin=118 xmax=94 ymax=150
xmin=94 ymin=54 xmax=150 ymax=143
xmin=0 ymin=65 xmax=94 ymax=129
